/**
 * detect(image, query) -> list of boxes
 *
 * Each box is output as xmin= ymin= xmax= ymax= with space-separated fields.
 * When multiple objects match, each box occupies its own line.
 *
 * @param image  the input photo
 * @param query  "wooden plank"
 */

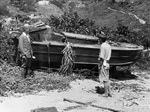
xmin=63 ymin=98 xmax=125 ymax=112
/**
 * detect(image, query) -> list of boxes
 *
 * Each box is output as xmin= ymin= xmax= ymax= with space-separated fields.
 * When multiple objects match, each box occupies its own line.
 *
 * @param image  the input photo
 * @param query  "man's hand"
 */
xmin=32 ymin=56 xmax=36 ymax=59
xmin=22 ymin=55 xmax=26 ymax=59
xmin=98 ymin=63 xmax=101 ymax=70
xmin=98 ymin=58 xmax=103 ymax=66
xmin=21 ymin=55 xmax=27 ymax=68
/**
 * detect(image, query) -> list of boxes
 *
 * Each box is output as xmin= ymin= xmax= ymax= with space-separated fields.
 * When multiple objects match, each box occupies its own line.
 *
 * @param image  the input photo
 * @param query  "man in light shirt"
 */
xmin=18 ymin=26 xmax=34 ymax=78
xmin=98 ymin=34 xmax=112 ymax=97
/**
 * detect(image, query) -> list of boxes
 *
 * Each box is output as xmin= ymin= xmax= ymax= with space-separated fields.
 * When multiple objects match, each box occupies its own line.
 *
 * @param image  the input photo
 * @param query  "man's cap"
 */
xmin=97 ymin=33 xmax=107 ymax=39
xmin=24 ymin=24 xmax=31 ymax=29
xmin=24 ymin=23 xmax=30 ymax=28
xmin=22 ymin=24 xmax=31 ymax=32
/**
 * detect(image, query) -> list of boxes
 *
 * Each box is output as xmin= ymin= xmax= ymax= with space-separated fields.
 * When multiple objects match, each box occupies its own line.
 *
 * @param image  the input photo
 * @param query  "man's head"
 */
xmin=23 ymin=24 xmax=30 ymax=33
xmin=97 ymin=33 xmax=107 ymax=43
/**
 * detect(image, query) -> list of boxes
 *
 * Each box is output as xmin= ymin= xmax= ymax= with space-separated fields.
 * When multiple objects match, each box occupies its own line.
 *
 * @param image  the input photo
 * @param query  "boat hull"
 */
xmin=32 ymin=41 xmax=142 ymax=68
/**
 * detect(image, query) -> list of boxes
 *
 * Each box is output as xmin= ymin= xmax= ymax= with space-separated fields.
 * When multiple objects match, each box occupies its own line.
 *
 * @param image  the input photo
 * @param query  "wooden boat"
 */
xmin=27 ymin=25 xmax=143 ymax=68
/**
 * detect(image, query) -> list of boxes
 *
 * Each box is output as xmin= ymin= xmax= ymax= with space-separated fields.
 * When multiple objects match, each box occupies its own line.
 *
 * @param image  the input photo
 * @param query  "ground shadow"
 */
xmin=95 ymin=86 xmax=105 ymax=94
xmin=110 ymin=67 xmax=138 ymax=80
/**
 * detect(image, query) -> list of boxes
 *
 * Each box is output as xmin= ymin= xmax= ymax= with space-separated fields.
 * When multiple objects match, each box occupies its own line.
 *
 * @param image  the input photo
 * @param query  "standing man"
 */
xmin=98 ymin=34 xmax=112 ymax=97
xmin=18 ymin=25 xmax=33 ymax=78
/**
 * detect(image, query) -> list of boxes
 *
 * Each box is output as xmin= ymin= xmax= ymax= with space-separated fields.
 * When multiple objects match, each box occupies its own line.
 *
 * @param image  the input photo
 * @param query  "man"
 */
xmin=18 ymin=25 xmax=33 ymax=78
xmin=98 ymin=34 xmax=112 ymax=97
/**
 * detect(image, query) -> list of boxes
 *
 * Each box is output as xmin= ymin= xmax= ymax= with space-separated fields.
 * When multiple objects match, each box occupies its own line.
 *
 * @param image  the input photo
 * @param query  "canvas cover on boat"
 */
xmin=29 ymin=25 xmax=53 ymax=42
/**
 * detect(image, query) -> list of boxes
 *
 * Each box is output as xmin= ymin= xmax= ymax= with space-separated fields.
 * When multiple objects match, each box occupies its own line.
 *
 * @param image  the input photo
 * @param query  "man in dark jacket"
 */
xmin=18 ymin=26 xmax=34 ymax=78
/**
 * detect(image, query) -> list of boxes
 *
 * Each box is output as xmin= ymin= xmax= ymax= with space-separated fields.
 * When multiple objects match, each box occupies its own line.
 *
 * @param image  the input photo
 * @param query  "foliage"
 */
xmin=59 ymin=42 xmax=75 ymax=75
xmin=0 ymin=31 xmax=15 ymax=62
xmin=48 ymin=11 xmax=150 ymax=48
xmin=9 ymin=0 xmax=36 ymax=13
xmin=114 ymin=24 xmax=150 ymax=48
xmin=49 ymin=12 xmax=101 ymax=36
xmin=0 ymin=3 xmax=10 ymax=16
xmin=134 ymin=50 xmax=150 ymax=70
xmin=0 ymin=61 xmax=84 ymax=95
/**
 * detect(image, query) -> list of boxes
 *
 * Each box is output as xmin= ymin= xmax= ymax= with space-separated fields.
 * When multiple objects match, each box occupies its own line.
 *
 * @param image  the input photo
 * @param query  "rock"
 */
xmin=31 ymin=107 xmax=58 ymax=112
xmin=38 ymin=0 xmax=49 ymax=6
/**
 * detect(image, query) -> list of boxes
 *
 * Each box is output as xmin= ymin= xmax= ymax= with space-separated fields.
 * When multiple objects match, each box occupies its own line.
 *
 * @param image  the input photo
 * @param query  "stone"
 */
xmin=31 ymin=107 xmax=58 ymax=112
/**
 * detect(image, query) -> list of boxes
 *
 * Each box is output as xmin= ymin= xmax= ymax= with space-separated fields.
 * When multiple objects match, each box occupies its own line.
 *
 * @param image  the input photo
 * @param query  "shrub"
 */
xmin=0 ymin=31 xmax=15 ymax=63
xmin=0 ymin=4 xmax=10 ymax=16
xmin=134 ymin=50 xmax=150 ymax=70
xmin=0 ymin=61 xmax=84 ymax=95
xmin=10 ymin=0 xmax=36 ymax=13
xmin=48 ymin=12 xmax=100 ymax=36
xmin=48 ymin=12 xmax=150 ymax=49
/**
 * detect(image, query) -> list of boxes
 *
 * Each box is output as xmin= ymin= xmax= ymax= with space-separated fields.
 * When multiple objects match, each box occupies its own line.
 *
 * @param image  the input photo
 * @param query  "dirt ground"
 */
xmin=0 ymin=69 xmax=150 ymax=112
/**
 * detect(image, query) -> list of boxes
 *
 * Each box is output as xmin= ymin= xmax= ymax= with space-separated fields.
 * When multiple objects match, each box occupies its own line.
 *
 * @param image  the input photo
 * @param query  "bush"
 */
xmin=134 ymin=50 xmax=150 ymax=70
xmin=0 ymin=61 xmax=84 ymax=95
xmin=48 ymin=12 xmax=101 ymax=36
xmin=0 ymin=4 xmax=10 ymax=16
xmin=48 ymin=12 xmax=150 ymax=49
xmin=10 ymin=0 xmax=36 ymax=13
xmin=0 ymin=31 xmax=15 ymax=63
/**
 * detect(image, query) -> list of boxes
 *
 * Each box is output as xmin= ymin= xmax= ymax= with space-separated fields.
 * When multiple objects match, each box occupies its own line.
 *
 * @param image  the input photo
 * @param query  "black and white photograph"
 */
xmin=0 ymin=0 xmax=150 ymax=112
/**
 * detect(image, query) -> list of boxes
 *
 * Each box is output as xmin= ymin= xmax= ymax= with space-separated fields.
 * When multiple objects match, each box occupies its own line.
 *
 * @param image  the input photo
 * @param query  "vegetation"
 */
xmin=9 ymin=0 xmax=36 ymax=13
xmin=59 ymin=42 xmax=76 ymax=75
xmin=0 ymin=0 xmax=10 ymax=16
xmin=134 ymin=50 xmax=150 ymax=70
xmin=48 ymin=11 xmax=150 ymax=48
xmin=0 ymin=31 xmax=15 ymax=62
xmin=0 ymin=60 xmax=85 ymax=96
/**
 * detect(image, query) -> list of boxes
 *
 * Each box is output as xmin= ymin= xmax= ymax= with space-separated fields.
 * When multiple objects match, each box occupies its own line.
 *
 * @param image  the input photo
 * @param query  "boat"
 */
xmin=10 ymin=25 xmax=143 ymax=69
xmin=28 ymin=25 xmax=143 ymax=68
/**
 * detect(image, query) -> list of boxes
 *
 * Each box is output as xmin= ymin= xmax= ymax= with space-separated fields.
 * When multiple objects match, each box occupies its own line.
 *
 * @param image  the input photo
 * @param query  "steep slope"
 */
xmin=74 ymin=0 xmax=150 ymax=31
xmin=1 ymin=0 xmax=150 ymax=33
xmin=35 ymin=2 xmax=64 ymax=17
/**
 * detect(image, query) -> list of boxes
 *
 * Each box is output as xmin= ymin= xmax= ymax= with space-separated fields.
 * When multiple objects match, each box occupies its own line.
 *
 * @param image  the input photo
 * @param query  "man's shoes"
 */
xmin=28 ymin=70 xmax=35 ymax=78
xmin=95 ymin=86 xmax=105 ymax=94
xmin=108 ymin=93 xmax=112 ymax=97
xmin=101 ymin=93 xmax=112 ymax=97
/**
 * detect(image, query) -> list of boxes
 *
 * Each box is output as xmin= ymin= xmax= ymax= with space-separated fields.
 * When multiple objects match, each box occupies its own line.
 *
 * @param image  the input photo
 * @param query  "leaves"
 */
xmin=9 ymin=0 xmax=36 ymax=13
xmin=59 ymin=42 xmax=75 ymax=75
xmin=48 ymin=12 xmax=100 ymax=36
xmin=0 ymin=62 xmax=75 ymax=95
xmin=0 ymin=31 xmax=15 ymax=62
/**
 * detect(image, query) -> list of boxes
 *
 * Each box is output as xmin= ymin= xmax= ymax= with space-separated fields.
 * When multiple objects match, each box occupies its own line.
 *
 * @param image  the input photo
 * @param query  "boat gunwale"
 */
xmin=61 ymin=32 xmax=99 ymax=41
xmin=74 ymin=61 xmax=134 ymax=66
xmin=32 ymin=41 xmax=143 ymax=51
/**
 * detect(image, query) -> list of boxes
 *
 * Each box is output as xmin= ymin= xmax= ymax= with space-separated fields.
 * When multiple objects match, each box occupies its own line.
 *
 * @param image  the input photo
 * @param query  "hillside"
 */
xmin=0 ymin=0 xmax=150 ymax=31
xmin=1 ymin=0 xmax=150 ymax=37
xmin=73 ymin=0 xmax=150 ymax=31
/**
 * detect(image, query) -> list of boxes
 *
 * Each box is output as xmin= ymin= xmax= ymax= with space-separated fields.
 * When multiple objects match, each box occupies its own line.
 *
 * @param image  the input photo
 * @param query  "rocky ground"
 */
xmin=0 ymin=69 xmax=150 ymax=112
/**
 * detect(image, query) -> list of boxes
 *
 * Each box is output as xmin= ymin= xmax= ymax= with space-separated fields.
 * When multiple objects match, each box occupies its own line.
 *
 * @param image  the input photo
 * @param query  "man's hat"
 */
xmin=23 ymin=24 xmax=31 ymax=32
xmin=97 ymin=33 xmax=107 ymax=39
xmin=24 ymin=23 xmax=30 ymax=28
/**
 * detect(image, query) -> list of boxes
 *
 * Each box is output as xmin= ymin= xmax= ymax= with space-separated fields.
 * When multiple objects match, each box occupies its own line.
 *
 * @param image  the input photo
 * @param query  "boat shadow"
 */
xmin=95 ymin=68 xmax=138 ymax=95
xmin=110 ymin=67 xmax=138 ymax=81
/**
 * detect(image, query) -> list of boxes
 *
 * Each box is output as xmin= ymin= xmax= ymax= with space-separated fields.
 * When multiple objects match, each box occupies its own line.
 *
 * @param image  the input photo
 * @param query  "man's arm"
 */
xmin=18 ymin=35 xmax=26 ymax=56
xmin=98 ymin=45 xmax=105 ymax=69
xmin=98 ymin=58 xmax=104 ymax=69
